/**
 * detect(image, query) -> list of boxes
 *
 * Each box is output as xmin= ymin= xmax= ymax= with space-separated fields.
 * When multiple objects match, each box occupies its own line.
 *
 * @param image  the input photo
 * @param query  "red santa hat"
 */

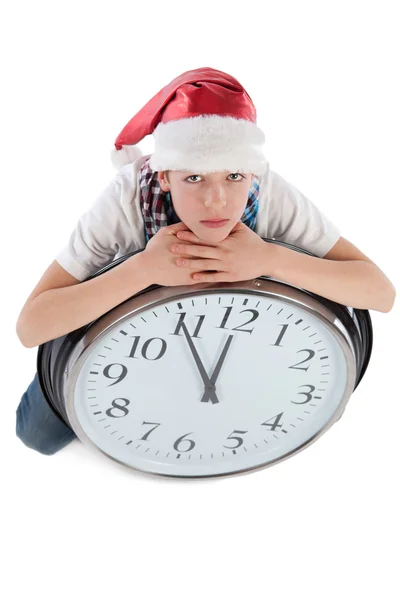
xmin=110 ymin=66 xmax=268 ymax=176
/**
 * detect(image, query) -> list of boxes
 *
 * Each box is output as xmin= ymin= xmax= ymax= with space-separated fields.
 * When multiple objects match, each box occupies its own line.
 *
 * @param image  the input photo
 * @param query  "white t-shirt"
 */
xmin=55 ymin=153 xmax=341 ymax=282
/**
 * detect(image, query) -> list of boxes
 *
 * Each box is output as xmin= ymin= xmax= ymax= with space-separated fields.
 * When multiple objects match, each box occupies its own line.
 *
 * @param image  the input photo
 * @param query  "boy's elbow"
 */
xmin=381 ymin=283 xmax=396 ymax=313
xmin=16 ymin=319 xmax=35 ymax=348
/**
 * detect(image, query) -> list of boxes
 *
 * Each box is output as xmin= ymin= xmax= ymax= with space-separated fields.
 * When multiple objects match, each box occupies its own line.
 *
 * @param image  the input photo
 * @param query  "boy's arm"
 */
xmin=270 ymin=241 xmax=396 ymax=313
xmin=16 ymin=252 xmax=151 ymax=348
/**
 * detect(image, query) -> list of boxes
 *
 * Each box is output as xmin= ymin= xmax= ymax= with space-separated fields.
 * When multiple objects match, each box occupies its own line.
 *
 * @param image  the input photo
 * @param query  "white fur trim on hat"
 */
xmin=149 ymin=115 xmax=268 ymax=175
xmin=110 ymin=144 xmax=143 ymax=170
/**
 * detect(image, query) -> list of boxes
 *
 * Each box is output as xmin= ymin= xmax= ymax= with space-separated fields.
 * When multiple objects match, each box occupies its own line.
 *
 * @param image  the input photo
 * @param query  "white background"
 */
xmin=2 ymin=1 xmax=399 ymax=598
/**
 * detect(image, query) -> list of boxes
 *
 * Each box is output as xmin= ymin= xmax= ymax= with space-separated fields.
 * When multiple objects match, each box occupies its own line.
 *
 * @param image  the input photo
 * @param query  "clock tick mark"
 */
xmin=295 ymin=319 xmax=303 ymax=325
xmin=320 ymin=356 xmax=329 ymax=360
xmin=177 ymin=302 xmax=183 ymax=309
xmin=111 ymin=338 xmax=119 ymax=343
xmin=152 ymin=311 xmax=158 ymax=317
xmin=89 ymin=371 xmax=98 ymax=375
xmin=243 ymin=298 xmax=248 ymax=305
xmin=126 ymin=440 xmax=132 ymax=445
xmin=93 ymin=411 xmax=102 ymax=415
xmin=130 ymin=324 xmax=137 ymax=329
xmin=119 ymin=330 xmax=128 ymax=335
xmin=308 ymin=333 xmax=317 ymax=338
xmin=302 ymin=326 xmax=310 ymax=331
xmin=165 ymin=306 xmax=170 ymax=313
xmin=287 ymin=313 xmax=293 ymax=319
xmin=98 ymin=354 xmax=106 ymax=358
xmin=141 ymin=317 xmax=147 ymax=322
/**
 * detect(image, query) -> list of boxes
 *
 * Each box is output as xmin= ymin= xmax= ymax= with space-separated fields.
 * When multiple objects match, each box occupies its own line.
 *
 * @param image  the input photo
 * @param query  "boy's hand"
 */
xmin=171 ymin=221 xmax=277 ymax=282
xmin=142 ymin=222 xmax=210 ymax=287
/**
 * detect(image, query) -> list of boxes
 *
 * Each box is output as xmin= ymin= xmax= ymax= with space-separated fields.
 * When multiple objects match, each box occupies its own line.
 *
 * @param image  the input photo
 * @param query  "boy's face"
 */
xmin=157 ymin=170 xmax=254 ymax=242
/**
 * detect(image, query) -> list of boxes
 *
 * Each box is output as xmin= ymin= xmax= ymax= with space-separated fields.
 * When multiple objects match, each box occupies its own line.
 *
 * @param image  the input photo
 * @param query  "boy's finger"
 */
xmin=168 ymin=222 xmax=192 ymax=235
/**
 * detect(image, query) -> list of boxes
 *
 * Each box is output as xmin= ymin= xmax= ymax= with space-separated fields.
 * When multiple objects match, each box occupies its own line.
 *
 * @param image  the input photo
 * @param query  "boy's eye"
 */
xmin=185 ymin=173 xmax=244 ymax=183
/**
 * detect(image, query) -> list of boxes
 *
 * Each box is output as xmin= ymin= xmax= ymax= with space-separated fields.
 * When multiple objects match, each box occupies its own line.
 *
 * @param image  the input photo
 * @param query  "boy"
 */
xmin=15 ymin=67 xmax=396 ymax=456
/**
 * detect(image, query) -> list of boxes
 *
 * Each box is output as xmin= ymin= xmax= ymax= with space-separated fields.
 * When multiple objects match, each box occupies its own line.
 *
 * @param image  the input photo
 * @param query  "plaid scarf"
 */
xmin=138 ymin=156 xmax=260 ymax=243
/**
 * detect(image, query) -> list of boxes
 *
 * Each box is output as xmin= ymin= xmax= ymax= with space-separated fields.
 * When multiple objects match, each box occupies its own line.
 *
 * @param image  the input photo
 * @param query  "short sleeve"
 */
xmin=267 ymin=170 xmax=341 ymax=257
xmin=55 ymin=176 xmax=131 ymax=281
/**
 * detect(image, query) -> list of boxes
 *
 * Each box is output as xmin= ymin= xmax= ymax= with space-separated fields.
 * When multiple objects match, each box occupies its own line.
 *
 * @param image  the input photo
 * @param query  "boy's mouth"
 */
xmin=200 ymin=219 xmax=229 ymax=228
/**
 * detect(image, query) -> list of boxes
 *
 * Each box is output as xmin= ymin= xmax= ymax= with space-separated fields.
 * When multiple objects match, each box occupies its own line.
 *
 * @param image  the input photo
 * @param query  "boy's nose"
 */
xmin=204 ymin=189 xmax=227 ymax=207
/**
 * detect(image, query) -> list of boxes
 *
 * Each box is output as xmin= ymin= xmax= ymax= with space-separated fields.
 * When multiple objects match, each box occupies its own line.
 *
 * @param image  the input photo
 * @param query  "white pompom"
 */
xmin=110 ymin=144 xmax=143 ymax=169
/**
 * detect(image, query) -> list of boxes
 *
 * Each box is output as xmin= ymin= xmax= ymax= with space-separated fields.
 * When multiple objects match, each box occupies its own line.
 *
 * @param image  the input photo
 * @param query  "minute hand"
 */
xmin=200 ymin=334 xmax=234 ymax=403
xmin=180 ymin=322 xmax=220 ymax=404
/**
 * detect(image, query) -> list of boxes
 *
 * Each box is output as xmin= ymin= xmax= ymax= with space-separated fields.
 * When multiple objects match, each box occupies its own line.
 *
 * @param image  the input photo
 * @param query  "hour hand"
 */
xmin=179 ymin=322 xmax=220 ymax=404
xmin=200 ymin=334 xmax=234 ymax=403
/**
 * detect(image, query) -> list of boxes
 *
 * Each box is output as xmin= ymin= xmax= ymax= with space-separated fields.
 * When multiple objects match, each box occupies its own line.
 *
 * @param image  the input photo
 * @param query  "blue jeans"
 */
xmin=16 ymin=372 xmax=77 ymax=455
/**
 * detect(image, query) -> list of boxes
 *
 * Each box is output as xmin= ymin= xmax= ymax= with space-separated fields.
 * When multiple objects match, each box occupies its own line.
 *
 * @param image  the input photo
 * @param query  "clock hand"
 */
xmin=179 ymin=321 xmax=220 ymax=404
xmin=200 ymin=334 xmax=234 ymax=403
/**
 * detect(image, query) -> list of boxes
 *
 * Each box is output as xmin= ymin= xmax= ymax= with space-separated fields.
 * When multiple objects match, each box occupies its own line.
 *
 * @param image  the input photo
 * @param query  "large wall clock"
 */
xmin=37 ymin=238 xmax=373 ymax=479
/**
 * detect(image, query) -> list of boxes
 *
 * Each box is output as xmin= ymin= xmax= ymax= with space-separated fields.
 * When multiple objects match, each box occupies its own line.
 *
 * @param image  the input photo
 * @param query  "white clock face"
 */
xmin=66 ymin=290 xmax=352 ymax=477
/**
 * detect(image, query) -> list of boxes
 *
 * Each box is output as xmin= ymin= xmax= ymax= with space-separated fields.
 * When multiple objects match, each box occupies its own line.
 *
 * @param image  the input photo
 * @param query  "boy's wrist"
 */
xmin=126 ymin=250 xmax=154 ymax=288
